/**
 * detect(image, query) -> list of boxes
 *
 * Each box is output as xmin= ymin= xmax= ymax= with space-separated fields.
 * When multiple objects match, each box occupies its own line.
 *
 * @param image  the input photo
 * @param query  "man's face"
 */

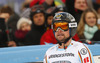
xmin=33 ymin=13 xmax=45 ymax=26
xmin=47 ymin=16 xmax=53 ymax=25
xmin=55 ymin=28 xmax=70 ymax=42
xmin=74 ymin=0 xmax=88 ymax=11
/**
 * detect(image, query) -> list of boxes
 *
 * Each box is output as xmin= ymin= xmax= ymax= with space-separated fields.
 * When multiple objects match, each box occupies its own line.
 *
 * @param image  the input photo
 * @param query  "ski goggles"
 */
xmin=53 ymin=22 xmax=69 ymax=32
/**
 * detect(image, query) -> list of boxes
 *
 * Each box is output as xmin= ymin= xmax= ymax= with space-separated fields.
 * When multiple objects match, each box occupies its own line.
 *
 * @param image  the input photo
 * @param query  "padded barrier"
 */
xmin=0 ymin=44 xmax=100 ymax=63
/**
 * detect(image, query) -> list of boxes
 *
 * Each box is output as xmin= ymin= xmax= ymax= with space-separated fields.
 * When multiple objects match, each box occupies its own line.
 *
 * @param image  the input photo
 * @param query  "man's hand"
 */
xmin=7 ymin=41 xmax=17 ymax=47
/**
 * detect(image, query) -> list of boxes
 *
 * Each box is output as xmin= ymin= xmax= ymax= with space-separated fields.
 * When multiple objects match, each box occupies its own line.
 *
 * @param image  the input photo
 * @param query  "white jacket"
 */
xmin=44 ymin=40 xmax=94 ymax=63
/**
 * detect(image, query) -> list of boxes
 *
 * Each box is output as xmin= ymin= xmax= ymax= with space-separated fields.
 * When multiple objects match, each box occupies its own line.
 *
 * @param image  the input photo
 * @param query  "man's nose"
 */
xmin=57 ymin=28 xmax=63 ymax=32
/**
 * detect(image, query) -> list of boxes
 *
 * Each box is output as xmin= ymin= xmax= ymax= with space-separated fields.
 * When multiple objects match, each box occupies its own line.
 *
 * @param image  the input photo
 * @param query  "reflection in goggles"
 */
xmin=53 ymin=22 xmax=69 ymax=32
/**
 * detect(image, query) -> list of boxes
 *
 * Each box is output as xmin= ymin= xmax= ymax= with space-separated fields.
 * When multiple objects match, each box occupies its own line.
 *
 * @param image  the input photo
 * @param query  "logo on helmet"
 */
xmin=55 ymin=13 xmax=63 ymax=20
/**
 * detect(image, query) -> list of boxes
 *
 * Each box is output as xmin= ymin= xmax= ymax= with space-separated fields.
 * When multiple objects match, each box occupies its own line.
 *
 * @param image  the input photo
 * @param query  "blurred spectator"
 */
xmin=0 ymin=5 xmax=20 ymax=47
xmin=0 ymin=5 xmax=20 ymax=32
xmin=77 ymin=9 xmax=100 ymax=41
xmin=15 ymin=17 xmax=32 ymax=46
xmin=23 ymin=5 xmax=46 ymax=45
xmin=93 ymin=3 xmax=100 ymax=18
xmin=92 ymin=30 xmax=100 ymax=41
xmin=42 ymin=0 xmax=55 ymax=10
xmin=20 ymin=0 xmax=45 ymax=19
xmin=45 ymin=7 xmax=56 ymax=30
xmin=92 ymin=19 xmax=100 ymax=41
xmin=0 ymin=18 xmax=16 ymax=47
xmin=0 ymin=5 xmax=13 ymax=22
xmin=66 ymin=0 xmax=93 ymax=24
xmin=45 ymin=5 xmax=68 ymax=30
xmin=0 ymin=18 xmax=7 ymax=47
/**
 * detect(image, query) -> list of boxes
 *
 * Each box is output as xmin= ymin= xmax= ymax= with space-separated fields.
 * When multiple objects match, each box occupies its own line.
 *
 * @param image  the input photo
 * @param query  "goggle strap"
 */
xmin=51 ymin=25 xmax=53 ymax=29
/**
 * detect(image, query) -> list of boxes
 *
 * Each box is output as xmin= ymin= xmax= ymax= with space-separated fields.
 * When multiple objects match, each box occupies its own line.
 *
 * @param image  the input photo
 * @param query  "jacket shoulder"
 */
xmin=72 ymin=40 xmax=87 ymax=49
xmin=46 ymin=44 xmax=58 ymax=54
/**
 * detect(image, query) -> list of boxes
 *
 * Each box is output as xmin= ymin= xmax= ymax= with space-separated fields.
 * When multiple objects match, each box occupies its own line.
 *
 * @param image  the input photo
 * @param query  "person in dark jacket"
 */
xmin=92 ymin=30 xmax=100 ymax=41
xmin=0 ymin=5 xmax=20 ymax=33
xmin=0 ymin=18 xmax=16 ymax=47
xmin=23 ymin=5 xmax=47 ymax=45
xmin=0 ymin=6 xmax=19 ymax=47
xmin=45 ymin=5 xmax=68 ymax=30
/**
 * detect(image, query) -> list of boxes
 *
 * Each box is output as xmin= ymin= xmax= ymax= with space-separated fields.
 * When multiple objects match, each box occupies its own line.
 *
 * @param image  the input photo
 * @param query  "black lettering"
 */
xmin=49 ymin=53 xmax=74 ymax=59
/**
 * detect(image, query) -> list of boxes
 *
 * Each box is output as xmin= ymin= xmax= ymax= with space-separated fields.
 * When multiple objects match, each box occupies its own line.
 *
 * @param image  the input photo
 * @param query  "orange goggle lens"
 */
xmin=53 ymin=22 xmax=69 ymax=32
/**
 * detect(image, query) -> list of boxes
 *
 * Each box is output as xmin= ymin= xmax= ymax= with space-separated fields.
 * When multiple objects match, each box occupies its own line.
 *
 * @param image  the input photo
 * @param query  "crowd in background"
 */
xmin=0 ymin=0 xmax=100 ymax=48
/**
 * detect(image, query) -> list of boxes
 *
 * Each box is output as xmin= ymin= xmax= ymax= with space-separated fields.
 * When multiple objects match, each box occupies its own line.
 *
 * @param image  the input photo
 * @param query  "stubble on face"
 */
xmin=55 ymin=31 xmax=67 ymax=42
xmin=55 ymin=29 xmax=70 ymax=42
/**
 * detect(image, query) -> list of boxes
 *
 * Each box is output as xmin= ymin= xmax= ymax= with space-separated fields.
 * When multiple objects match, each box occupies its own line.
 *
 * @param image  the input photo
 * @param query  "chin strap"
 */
xmin=57 ymin=36 xmax=71 ymax=49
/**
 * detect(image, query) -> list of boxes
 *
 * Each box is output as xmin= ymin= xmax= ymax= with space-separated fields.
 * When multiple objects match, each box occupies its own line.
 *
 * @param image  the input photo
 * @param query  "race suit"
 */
xmin=44 ymin=40 xmax=94 ymax=63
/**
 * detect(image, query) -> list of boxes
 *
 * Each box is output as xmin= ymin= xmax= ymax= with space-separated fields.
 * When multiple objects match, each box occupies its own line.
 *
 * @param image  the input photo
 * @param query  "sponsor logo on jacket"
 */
xmin=49 ymin=53 xmax=74 ymax=59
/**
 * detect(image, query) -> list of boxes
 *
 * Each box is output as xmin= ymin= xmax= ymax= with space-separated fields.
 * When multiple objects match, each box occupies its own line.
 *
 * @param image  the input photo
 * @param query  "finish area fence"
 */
xmin=0 ymin=44 xmax=100 ymax=63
